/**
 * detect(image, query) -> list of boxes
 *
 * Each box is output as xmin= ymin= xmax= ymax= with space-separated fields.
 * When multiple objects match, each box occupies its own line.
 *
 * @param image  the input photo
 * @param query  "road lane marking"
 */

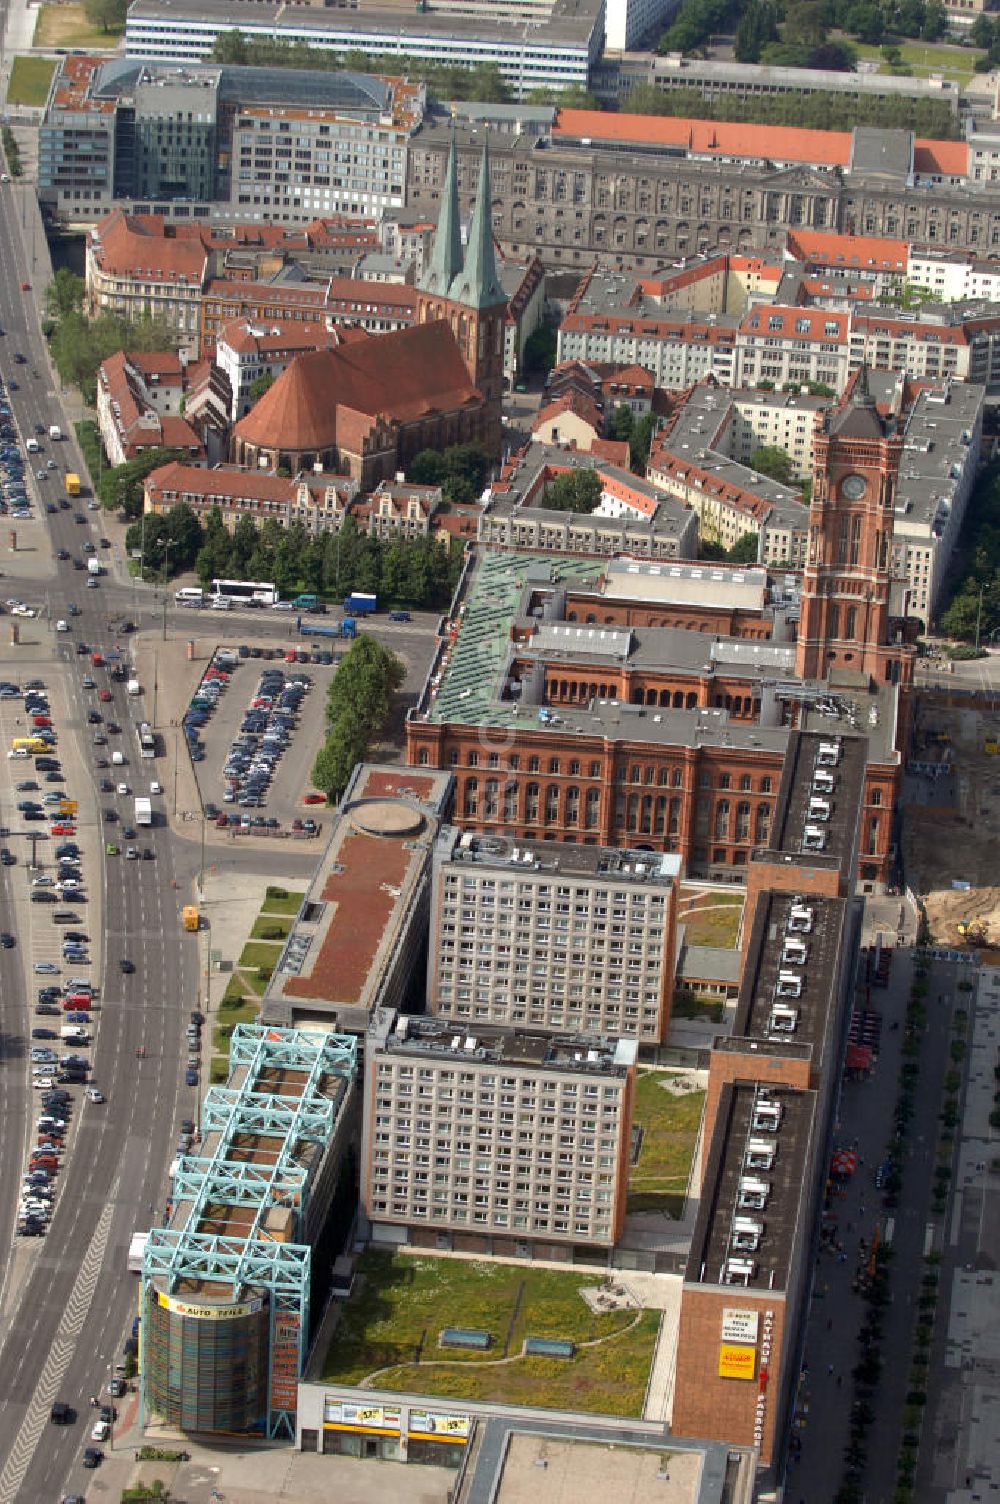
xmin=0 ymin=1181 xmax=118 ymax=1504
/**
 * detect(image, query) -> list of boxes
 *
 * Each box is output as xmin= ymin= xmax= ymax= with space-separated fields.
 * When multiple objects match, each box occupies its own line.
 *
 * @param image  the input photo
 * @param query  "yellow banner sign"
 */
xmin=719 ymin=1343 xmax=757 ymax=1381
xmin=408 ymin=1410 xmax=470 ymax=1440
xmin=158 ymin=1293 xmax=262 ymax=1320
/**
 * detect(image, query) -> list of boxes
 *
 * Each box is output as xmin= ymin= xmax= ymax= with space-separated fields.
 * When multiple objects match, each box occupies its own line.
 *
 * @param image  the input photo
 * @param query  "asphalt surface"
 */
xmin=0 ymin=202 xmax=205 ymax=1504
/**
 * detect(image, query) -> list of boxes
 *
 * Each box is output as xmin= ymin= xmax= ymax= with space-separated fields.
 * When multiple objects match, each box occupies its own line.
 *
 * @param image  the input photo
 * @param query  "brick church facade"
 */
xmin=232 ymin=140 xmax=505 ymax=486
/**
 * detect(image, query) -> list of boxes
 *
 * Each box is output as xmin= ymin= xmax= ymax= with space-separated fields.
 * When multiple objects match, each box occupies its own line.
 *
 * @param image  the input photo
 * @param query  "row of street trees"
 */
xmin=120 ymin=501 xmax=466 ymax=609
xmin=311 ymin=636 xmax=405 ymax=799
xmin=45 ymin=270 xmax=178 ymax=406
xmin=194 ymin=511 xmax=465 ymax=608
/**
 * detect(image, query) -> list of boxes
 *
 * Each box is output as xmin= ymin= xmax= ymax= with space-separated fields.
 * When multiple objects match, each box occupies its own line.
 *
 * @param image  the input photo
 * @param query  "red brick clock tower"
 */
xmin=795 ymin=367 xmax=910 ymax=688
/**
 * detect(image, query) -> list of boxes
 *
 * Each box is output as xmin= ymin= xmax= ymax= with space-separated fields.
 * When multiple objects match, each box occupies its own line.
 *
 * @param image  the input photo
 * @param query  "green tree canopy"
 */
xmin=545 ymin=468 xmax=603 ymax=513
xmin=750 ymin=445 xmax=795 ymax=485
xmin=247 ymin=371 xmax=275 ymax=405
xmin=83 ymin=0 xmax=127 ymax=31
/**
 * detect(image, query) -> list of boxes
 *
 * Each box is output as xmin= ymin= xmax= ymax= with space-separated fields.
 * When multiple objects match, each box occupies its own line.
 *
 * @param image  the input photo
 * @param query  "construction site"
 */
xmin=903 ymin=695 xmax=1000 ymax=959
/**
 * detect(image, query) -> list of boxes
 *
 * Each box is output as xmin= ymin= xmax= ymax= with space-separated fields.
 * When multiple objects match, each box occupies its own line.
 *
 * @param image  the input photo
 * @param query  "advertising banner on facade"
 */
xmin=721 ymin=1308 xmax=760 ymax=1344
xmin=719 ymin=1343 xmax=758 ymax=1381
xmin=408 ymin=1410 xmax=471 ymax=1441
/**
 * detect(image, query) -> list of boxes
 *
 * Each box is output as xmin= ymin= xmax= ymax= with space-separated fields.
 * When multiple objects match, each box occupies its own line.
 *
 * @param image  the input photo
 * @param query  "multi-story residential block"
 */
xmin=426 ymin=828 xmax=680 ymax=1041
xmin=96 ymin=350 xmax=204 ymax=465
xmin=890 ymin=380 xmax=984 ymax=625
xmin=41 ymin=56 xmax=424 ymax=223
xmin=480 ymin=443 xmax=700 ymax=561
xmin=647 ymin=387 xmax=811 ymax=568
xmin=362 ymin=1009 xmax=637 ymax=1255
xmin=86 ymin=210 xmax=207 ymax=355
xmin=144 ymin=460 xmax=443 ymax=538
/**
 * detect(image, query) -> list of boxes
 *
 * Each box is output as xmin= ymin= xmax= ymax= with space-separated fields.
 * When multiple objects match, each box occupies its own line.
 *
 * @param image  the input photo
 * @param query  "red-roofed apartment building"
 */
xmin=96 ymin=351 xmax=204 ymax=466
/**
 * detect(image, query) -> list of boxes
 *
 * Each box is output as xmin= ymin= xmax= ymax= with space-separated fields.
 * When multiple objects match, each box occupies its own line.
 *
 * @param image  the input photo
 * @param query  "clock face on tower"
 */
xmin=840 ymin=473 xmax=867 ymax=501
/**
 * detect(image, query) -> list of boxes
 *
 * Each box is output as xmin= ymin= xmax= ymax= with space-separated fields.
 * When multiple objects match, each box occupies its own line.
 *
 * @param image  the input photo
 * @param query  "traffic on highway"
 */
xmin=0 ymin=209 xmax=202 ymax=1501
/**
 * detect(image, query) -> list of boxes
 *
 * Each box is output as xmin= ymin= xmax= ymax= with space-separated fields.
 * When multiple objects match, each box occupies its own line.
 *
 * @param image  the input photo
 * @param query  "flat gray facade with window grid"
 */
xmin=427 ymin=828 xmax=679 ymax=1042
xmin=362 ymin=1009 xmax=637 ymax=1252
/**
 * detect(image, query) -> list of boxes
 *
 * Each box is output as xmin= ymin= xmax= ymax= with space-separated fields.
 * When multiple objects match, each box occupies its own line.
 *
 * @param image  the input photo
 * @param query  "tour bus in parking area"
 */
xmin=11 ymin=737 xmax=49 ymax=754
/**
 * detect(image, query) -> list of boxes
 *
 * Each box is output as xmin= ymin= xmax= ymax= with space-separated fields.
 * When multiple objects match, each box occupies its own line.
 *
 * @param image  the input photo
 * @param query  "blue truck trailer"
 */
xmin=343 ymin=592 xmax=376 ymax=615
xmin=297 ymin=617 xmax=356 ymax=639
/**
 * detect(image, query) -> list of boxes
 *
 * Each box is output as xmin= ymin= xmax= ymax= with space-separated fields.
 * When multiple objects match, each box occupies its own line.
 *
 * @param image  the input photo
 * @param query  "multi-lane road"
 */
xmin=0 ymin=186 xmax=205 ymax=1504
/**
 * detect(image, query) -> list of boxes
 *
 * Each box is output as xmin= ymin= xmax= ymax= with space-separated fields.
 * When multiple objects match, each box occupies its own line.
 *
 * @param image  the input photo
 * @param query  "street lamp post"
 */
xmin=975 ymin=582 xmax=986 ymax=656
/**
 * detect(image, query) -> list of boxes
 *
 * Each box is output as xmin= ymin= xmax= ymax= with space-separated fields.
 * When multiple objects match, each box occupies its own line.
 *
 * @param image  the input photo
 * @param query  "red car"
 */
xmin=50 ymin=823 xmax=75 ymax=836
xmin=98 ymin=688 xmax=112 ymax=702
xmin=32 ymin=715 xmax=52 ymax=728
xmin=303 ymin=793 xmax=325 ymax=805
xmin=20 ymin=281 xmax=30 ymax=292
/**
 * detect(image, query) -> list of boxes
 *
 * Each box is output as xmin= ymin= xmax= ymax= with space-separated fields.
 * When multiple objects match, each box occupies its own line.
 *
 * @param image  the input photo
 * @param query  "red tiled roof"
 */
xmin=92 ymin=210 xmax=208 ymax=284
xmin=591 ymin=438 xmax=631 ymax=466
xmin=533 ymin=391 xmax=602 ymax=435
xmin=555 ymin=109 xmax=854 ymax=167
xmin=914 ymin=139 xmax=966 ymax=176
xmin=234 ymin=320 xmax=481 ymax=450
xmin=786 ymin=229 xmax=908 ymax=272
xmin=219 ymin=317 xmax=369 ymax=357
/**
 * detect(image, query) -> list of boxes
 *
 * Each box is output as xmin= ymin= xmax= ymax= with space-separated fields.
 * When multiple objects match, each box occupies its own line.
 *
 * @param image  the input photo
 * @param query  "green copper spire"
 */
xmin=448 ymin=141 xmax=506 ymax=311
xmin=420 ymin=133 xmax=463 ymax=298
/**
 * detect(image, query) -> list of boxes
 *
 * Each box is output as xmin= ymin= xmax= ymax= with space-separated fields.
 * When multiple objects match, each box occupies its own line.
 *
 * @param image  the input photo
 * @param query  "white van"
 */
xmin=111 ymin=750 xmax=126 ymax=766
xmin=175 ymin=587 xmax=204 ymax=606
xmin=26 ymin=438 xmax=39 ymax=453
xmin=48 ymin=425 xmax=62 ymax=441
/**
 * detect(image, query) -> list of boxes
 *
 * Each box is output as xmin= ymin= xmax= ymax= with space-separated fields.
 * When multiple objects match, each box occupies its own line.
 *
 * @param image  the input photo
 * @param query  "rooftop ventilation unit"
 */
xmin=817 ymin=739 xmax=841 ymax=767
xmin=812 ymin=769 xmax=835 ymax=794
xmin=776 ymin=970 xmax=804 ymax=998
xmin=808 ymin=797 xmax=831 ymax=822
xmin=802 ymin=825 xmax=827 ymax=852
xmin=753 ymin=1100 xmax=782 ymax=1132
xmin=745 ymin=1137 xmax=777 ymax=1170
xmin=788 ymin=904 xmax=814 ymax=934
xmin=782 ymin=938 xmax=808 ymax=966
xmin=731 ymin=1217 xmax=763 ymax=1252
xmin=738 ymin=1177 xmax=770 ymax=1210
xmin=723 ymin=1257 xmax=757 ymax=1286
xmin=769 ymin=1004 xmax=799 ymax=1032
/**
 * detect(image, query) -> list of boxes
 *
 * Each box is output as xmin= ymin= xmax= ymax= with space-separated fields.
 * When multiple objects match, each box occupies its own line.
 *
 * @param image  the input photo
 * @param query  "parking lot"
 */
xmin=185 ymin=646 xmax=341 ymax=839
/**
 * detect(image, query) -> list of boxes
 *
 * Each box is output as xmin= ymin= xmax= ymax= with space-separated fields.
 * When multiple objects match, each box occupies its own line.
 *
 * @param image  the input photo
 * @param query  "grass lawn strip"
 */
xmin=321 ymin=1253 xmax=658 ymax=1415
xmin=628 ymin=1070 xmax=706 ymax=1217
xmin=7 ymin=57 xmax=56 ymax=107
xmin=238 ymin=938 xmax=283 ymax=971
xmin=261 ymin=887 xmax=305 ymax=916
xmin=251 ymin=914 xmax=293 ymax=940
xmin=33 ymin=2 xmax=122 ymax=47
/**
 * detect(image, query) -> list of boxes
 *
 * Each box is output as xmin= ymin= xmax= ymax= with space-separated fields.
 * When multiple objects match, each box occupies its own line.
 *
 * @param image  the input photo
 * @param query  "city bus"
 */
xmin=137 ymin=722 xmax=156 ymax=759
xmin=210 ymin=579 xmax=279 ymax=607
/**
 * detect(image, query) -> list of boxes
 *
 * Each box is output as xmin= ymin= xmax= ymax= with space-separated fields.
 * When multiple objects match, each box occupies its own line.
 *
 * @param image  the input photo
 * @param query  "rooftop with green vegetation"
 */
xmin=677 ymin=887 xmax=745 ymax=949
xmin=427 ymin=551 xmax=605 ymax=727
xmin=627 ymin=1070 xmax=706 ymax=1217
xmin=319 ymin=1251 xmax=659 ymax=1415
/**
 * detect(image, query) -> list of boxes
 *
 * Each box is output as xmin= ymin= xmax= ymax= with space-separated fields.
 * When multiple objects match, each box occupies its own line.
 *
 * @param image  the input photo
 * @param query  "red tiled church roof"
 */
xmin=234 ymin=319 xmax=481 ymax=450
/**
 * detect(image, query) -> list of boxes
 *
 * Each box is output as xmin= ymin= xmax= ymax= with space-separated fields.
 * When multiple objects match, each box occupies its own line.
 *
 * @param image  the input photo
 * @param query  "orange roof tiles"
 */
xmin=914 ymin=139 xmax=967 ymax=176
xmin=234 ymin=320 xmax=481 ymax=450
xmin=787 ymin=229 xmax=908 ymax=272
xmin=555 ymin=109 xmax=854 ymax=167
xmin=92 ymin=210 xmax=207 ymax=284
